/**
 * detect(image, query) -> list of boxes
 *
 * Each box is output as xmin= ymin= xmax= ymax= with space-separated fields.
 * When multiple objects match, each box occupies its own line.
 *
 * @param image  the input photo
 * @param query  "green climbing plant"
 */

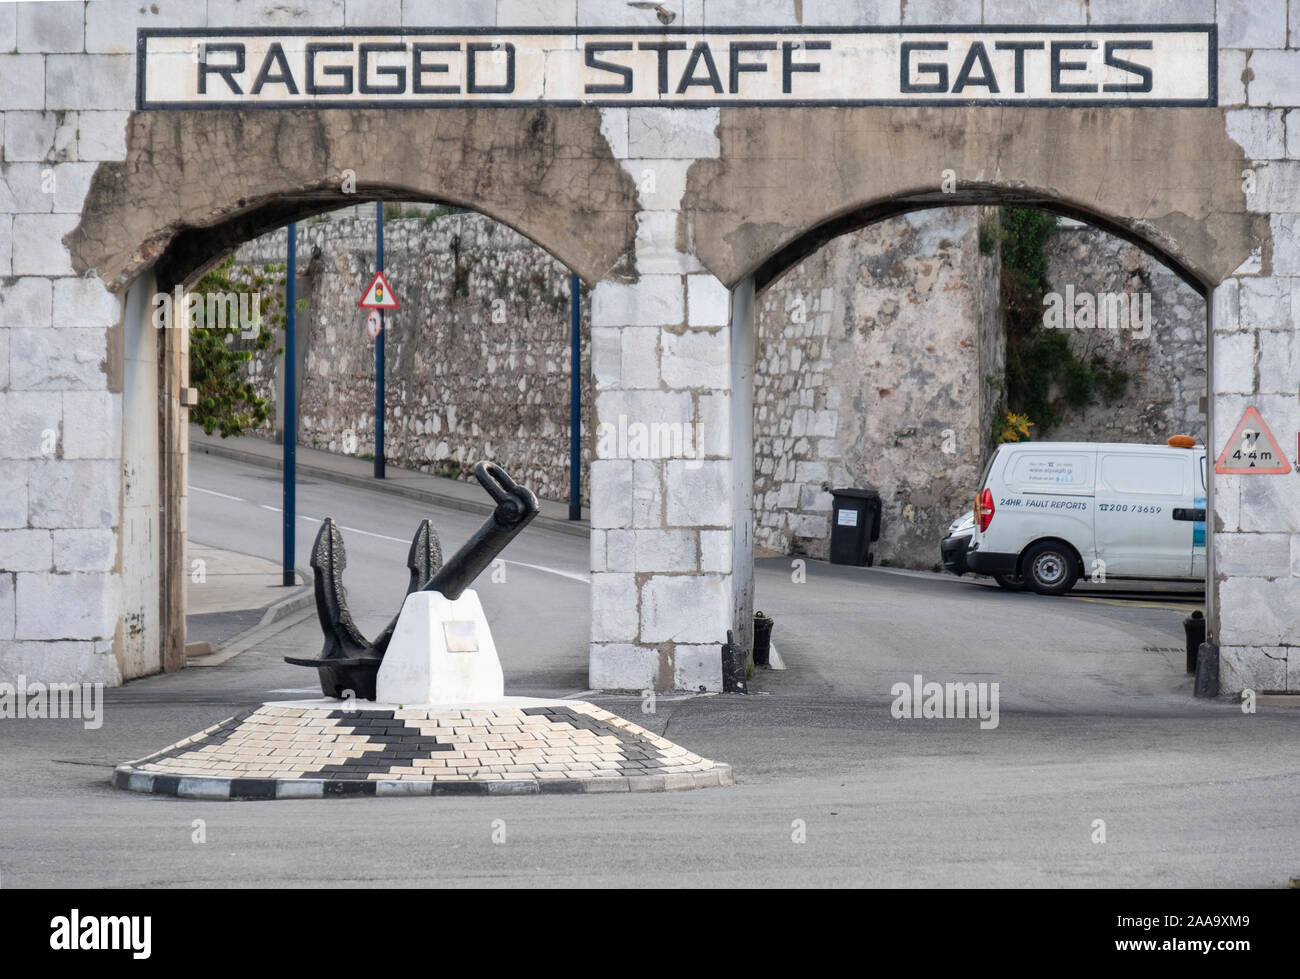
xmin=998 ymin=207 xmax=1130 ymax=434
xmin=188 ymin=256 xmax=286 ymax=438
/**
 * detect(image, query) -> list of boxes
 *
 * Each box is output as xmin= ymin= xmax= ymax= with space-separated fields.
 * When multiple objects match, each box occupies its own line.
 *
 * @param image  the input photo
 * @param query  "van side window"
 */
xmin=1099 ymin=454 xmax=1185 ymax=496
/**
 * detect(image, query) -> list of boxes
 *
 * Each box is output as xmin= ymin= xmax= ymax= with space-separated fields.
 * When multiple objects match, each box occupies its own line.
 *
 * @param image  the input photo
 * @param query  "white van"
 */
xmin=966 ymin=440 xmax=1206 ymax=595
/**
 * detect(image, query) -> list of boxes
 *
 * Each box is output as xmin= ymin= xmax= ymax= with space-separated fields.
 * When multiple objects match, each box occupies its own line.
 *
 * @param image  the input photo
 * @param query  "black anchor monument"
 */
xmin=286 ymin=461 xmax=540 ymax=700
xmin=114 ymin=458 xmax=736 ymax=796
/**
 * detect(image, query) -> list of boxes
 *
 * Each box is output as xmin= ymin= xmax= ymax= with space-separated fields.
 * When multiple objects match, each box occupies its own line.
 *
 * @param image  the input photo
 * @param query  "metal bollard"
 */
xmin=753 ymin=611 xmax=774 ymax=667
xmin=1183 ymin=610 xmax=1206 ymax=674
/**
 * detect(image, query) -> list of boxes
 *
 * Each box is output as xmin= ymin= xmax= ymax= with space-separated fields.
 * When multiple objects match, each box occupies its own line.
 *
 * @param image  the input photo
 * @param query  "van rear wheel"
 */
xmin=1023 ymin=542 xmax=1078 ymax=596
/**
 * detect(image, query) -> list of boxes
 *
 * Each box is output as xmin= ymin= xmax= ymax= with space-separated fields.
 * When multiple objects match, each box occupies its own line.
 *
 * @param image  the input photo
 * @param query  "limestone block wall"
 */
xmin=1043 ymin=223 xmax=1208 ymax=446
xmin=3 ymin=0 xmax=1297 ymax=696
xmin=0 ymin=0 xmax=136 ymax=685
xmin=753 ymin=207 xmax=1002 ymax=569
xmin=1212 ymin=6 xmax=1300 ymax=693
xmin=230 ymin=210 xmax=593 ymax=506
xmin=587 ymin=106 xmax=737 ymax=693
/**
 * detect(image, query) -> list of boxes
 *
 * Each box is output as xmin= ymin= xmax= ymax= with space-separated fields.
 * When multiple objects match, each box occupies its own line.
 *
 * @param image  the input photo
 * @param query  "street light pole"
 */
xmin=282 ymin=222 xmax=297 ymax=586
xmin=375 ymin=201 xmax=386 ymax=479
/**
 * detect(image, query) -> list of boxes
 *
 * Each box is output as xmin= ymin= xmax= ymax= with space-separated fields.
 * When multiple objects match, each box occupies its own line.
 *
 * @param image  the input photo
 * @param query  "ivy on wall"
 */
xmin=188 ymin=256 xmax=288 ymax=438
xmin=997 ymin=207 xmax=1129 ymax=438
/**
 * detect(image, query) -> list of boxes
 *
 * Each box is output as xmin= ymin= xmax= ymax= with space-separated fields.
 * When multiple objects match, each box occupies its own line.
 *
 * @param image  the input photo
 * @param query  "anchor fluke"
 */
xmin=283 ymin=517 xmax=382 ymax=699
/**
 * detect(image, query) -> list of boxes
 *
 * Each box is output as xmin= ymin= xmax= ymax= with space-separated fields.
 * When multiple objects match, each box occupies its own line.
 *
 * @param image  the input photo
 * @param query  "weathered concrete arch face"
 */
xmin=684 ymin=106 xmax=1266 ymax=292
xmin=5 ymin=0 xmax=1298 ymax=698
xmin=69 ymin=107 xmax=640 ymax=290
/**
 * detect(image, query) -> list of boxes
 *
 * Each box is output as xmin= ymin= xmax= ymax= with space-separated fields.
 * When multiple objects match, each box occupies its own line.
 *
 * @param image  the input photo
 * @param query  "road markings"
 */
xmin=200 ymin=492 xmax=587 ymax=584
xmin=502 ymin=560 xmax=590 ymax=584
xmin=189 ymin=485 xmax=244 ymax=502
xmin=1067 ymin=596 xmax=1201 ymax=611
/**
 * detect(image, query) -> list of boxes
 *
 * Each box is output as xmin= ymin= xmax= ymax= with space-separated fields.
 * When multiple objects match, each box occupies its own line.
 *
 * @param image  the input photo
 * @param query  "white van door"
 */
xmin=1094 ymin=450 xmax=1195 ymax=577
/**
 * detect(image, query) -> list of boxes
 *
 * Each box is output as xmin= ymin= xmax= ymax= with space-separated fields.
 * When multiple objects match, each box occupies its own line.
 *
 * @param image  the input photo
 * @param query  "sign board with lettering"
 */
xmin=137 ymin=26 xmax=1216 ymax=110
xmin=1214 ymin=406 xmax=1290 ymax=475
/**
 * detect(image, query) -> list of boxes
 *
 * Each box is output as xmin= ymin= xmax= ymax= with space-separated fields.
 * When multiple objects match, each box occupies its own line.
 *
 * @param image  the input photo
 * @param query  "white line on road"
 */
xmin=502 ymin=560 xmax=589 ymax=584
xmin=222 ymin=499 xmax=588 ymax=584
xmin=289 ymin=515 xmax=588 ymax=583
xmin=189 ymin=485 xmax=245 ymax=502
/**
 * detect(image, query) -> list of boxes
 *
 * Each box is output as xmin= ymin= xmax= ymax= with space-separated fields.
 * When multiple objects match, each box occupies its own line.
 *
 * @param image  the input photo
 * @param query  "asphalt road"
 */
xmin=186 ymin=452 xmax=593 ymax=695
xmin=1 ymin=453 xmax=1295 ymax=888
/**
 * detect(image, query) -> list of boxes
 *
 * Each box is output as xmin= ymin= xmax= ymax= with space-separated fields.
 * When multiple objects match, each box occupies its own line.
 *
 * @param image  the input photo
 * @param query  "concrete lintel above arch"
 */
xmin=66 ymin=107 xmax=640 ymax=292
xmin=684 ymin=106 xmax=1268 ymax=293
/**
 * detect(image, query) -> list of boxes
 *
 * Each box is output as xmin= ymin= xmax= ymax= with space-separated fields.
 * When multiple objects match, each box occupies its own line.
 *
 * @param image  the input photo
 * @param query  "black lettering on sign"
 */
xmin=1103 ymin=40 xmax=1154 ymax=93
xmin=952 ymin=41 xmax=998 ymax=93
xmin=412 ymin=42 xmax=458 ymax=94
xmin=993 ymin=41 xmax=1044 ymax=94
xmin=359 ymin=42 xmax=406 ymax=94
xmin=198 ymin=42 xmax=245 ymax=95
xmin=466 ymin=42 xmax=514 ymax=94
xmin=677 ymin=41 xmax=723 ymax=93
xmin=638 ymin=41 xmax=687 ymax=94
xmin=251 ymin=41 xmax=299 ymax=95
xmin=306 ymin=42 xmax=353 ymax=95
xmin=585 ymin=42 xmax=634 ymax=94
xmin=1051 ymin=40 xmax=1098 ymax=93
xmin=901 ymin=41 xmax=948 ymax=93
xmin=729 ymin=41 xmax=776 ymax=94
xmin=782 ymin=40 xmax=828 ymax=94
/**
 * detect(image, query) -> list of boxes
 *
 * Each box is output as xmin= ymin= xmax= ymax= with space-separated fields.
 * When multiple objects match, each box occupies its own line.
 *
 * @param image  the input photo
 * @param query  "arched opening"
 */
xmin=748 ymin=186 xmax=1213 ymax=298
xmin=114 ymin=194 xmax=597 ymax=689
xmin=737 ymin=195 xmax=1216 ymax=705
xmin=69 ymin=106 xmax=639 ymax=687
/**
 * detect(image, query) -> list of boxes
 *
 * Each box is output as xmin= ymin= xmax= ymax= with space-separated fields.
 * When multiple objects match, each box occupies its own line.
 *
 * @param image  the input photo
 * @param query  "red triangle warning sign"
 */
xmin=358 ymin=270 xmax=399 ymax=310
xmin=1214 ymin=406 xmax=1290 ymax=474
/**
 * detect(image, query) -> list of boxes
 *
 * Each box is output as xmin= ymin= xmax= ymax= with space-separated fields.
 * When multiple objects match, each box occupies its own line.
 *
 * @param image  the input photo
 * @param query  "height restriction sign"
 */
xmin=358 ymin=270 xmax=399 ymax=310
xmin=1214 ymin=406 xmax=1290 ymax=474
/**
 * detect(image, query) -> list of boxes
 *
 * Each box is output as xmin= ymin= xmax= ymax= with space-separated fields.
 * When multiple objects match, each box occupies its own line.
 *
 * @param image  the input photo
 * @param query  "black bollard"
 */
xmin=1183 ymin=610 xmax=1206 ymax=674
xmin=753 ymin=611 xmax=774 ymax=667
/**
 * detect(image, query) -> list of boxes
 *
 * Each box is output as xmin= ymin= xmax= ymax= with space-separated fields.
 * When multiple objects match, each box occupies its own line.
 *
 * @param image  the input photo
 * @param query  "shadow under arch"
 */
xmin=65 ymin=107 xmax=641 ymax=292
xmin=149 ymin=186 xmax=586 ymax=292
xmin=750 ymin=185 xmax=1213 ymax=297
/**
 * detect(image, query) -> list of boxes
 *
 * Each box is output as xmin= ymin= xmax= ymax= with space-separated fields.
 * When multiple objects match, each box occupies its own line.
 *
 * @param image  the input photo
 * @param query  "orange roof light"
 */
xmin=1167 ymin=435 xmax=1197 ymax=449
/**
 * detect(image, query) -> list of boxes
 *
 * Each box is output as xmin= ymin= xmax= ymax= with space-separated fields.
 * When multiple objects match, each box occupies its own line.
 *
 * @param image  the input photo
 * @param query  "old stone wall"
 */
xmin=754 ymin=207 xmax=1002 ymax=569
xmin=1043 ymin=222 xmax=1208 ymax=445
xmin=11 ymin=0 xmax=1290 ymax=693
xmin=232 ymin=210 xmax=592 ymax=505
xmin=244 ymin=206 xmax=1208 ymax=572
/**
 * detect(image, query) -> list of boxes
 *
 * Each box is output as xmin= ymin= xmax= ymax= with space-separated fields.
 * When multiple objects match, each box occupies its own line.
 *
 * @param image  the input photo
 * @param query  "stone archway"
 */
xmin=11 ymin=5 xmax=1296 ymax=696
xmin=68 ymin=107 xmax=639 ymax=680
xmin=679 ymin=105 xmax=1273 ymax=691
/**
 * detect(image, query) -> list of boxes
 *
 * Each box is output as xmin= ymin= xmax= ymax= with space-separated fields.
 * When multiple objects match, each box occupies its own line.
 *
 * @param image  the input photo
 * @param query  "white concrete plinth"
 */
xmin=375 ymin=590 xmax=504 ymax=705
